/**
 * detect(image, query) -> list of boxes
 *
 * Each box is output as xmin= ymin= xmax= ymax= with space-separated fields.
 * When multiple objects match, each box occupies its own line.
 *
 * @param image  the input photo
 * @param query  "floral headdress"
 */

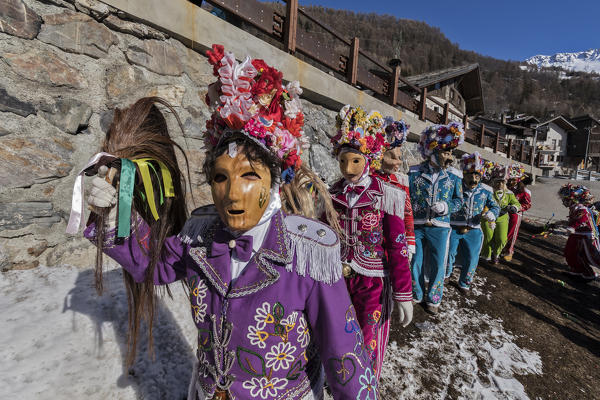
xmin=481 ymin=161 xmax=495 ymax=181
xmin=384 ymin=117 xmax=409 ymax=149
xmin=418 ymin=122 xmax=465 ymax=159
xmin=460 ymin=152 xmax=484 ymax=174
xmin=507 ymin=163 xmax=526 ymax=181
xmin=558 ymin=184 xmax=594 ymax=206
xmin=204 ymin=44 xmax=306 ymax=183
xmin=490 ymin=163 xmax=509 ymax=181
xmin=330 ymin=105 xmax=388 ymax=170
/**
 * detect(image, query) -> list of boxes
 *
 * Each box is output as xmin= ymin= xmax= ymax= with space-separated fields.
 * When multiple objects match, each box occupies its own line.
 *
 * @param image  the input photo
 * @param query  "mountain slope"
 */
xmin=294 ymin=5 xmax=600 ymax=119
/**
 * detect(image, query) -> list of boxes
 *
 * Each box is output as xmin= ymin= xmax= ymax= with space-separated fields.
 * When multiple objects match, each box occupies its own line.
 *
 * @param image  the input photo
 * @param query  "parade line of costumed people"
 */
xmin=64 ymin=44 xmax=541 ymax=399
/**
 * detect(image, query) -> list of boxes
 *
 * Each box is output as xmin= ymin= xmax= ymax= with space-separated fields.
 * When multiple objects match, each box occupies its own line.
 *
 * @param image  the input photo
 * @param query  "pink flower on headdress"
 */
xmin=275 ymin=126 xmax=297 ymax=158
xmin=243 ymin=118 xmax=268 ymax=139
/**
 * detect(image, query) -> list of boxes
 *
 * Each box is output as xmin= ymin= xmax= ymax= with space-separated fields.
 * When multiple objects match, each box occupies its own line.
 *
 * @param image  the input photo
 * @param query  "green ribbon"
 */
xmin=117 ymin=158 xmax=136 ymax=238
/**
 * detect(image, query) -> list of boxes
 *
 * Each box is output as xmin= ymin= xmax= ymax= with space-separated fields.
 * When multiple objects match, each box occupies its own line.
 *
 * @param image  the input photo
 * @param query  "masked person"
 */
xmin=559 ymin=184 xmax=600 ymax=280
xmin=371 ymin=118 xmax=415 ymax=256
xmin=503 ymin=165 xmax=532 ymax=261
xmin=446 ymin=153 xmax=499 ymax=291
xmin=408 ymin=122 xmax=464 ymax=313
xmin=82 ymin=47 xmax=378 ymax=400
xmin=328 ymin=106 xmax=412 ymax=381
xmin=480 ymin=164 xmax=521 ymax=264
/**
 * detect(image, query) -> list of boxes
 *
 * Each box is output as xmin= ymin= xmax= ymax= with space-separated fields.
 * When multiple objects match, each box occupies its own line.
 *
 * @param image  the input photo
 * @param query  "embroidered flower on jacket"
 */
xmin=367 ymin=231 xmax=382 ymax=244
xmin=189 ymin=278 xmax=208 ymax=323
xmin=357 ymin=367 xmax=377 ymax=399
xmin=247 ymin=325 xmax=269 ymax=349
xmin=254 ymin=302 xmax=272 ymax=330
xmin=265 ymin=341 xmax=297 ymax=371
xmin=242 ymin=376 xmax=288 ymax=399
xmin=296 ymin=315 xmax=310 ymax=348
xmin=395 ymin=233 xmax=406 ymax=243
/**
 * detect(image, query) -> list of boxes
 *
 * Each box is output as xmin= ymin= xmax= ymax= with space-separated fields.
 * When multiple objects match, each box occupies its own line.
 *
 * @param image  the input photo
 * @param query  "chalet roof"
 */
xmin=570 ymin=114 xmax=600 ymax=128
xmin=472 ymin=116 xmax=533 ymax=136
xmin=538 ymin=115 xmax=577 ymax=132
xmin=401 ymin=63 xmax=484 ymax=115
xmin=507 ymin=115 xmax=541 ymax=125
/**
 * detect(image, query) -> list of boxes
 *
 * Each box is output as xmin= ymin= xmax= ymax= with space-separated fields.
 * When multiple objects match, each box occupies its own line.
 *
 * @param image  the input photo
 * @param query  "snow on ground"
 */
xmin=0 ymin=263 xmax=197 ymax=400
xmin=1 ymin=264 xmax=542 ymax=399
xmin=380 ymin=276 xmax=542 ymax=399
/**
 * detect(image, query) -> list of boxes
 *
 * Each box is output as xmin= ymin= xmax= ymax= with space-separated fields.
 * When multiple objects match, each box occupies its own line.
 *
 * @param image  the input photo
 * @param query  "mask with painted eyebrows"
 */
xmin=339 ymin=151 xmax=366 ymax=183
xmin=211 ymin=149 xmax=272 ymax=232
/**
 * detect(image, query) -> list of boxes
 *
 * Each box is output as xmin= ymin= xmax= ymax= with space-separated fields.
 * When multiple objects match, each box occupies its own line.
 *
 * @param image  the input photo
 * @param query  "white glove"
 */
xmin=508 ymin=205 xmax=519 ymax=214
xmin=484 ymin=211 xmax=496 ymax=222
xmin=430 ymin=201 xmax=448 ymax=216
xmin=566 ymin=227 xmax=575 ymax=234
xmin=87 ymin=166 xmax=118 ymax=228
xmin=397 ymin=301 xmax=413 ymax=328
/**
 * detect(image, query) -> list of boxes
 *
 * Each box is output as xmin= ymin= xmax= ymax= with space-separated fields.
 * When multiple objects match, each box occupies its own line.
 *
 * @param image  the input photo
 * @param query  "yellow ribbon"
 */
xmin=131 ymin=158 xmax=174 ymax=221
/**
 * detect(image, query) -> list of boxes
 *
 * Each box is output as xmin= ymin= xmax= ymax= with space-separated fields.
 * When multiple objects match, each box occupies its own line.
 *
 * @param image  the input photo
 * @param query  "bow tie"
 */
xmin=211 ymin=230 xmax=254 ymax=262
xmin=344 ymin=185 xmax=365 ymax=195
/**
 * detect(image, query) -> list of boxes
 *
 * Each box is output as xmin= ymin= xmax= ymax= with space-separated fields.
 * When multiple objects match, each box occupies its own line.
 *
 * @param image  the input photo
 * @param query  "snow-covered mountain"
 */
xmin=526 ymin=49 xmax=600 ymax=74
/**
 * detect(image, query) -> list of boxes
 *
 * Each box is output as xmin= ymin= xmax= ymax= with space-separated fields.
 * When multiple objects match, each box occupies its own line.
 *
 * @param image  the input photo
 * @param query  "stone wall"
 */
xmin=0 ymin=0 xmax=421 ymax=270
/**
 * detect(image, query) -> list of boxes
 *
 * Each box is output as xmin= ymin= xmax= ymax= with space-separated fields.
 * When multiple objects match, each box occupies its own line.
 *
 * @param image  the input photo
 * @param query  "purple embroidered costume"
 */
xmin=330 ymin=175 xmax=411 ymax=379
xmin=85 ymin=207 xmax=378 ymax=399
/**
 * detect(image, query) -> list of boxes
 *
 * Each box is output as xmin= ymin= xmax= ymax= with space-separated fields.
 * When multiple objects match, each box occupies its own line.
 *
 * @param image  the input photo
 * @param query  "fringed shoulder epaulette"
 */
xmin=448 ymin=167 xmax=463 ymax=178
xmin=480 ymin=183 xmax=494 ymax=194
xmin=377 ymin=179 xmax=406 ymax=218
xmin=284 ymin=215 xmax=342 ymax=285
xmin=178 ymin=205 xmax=220 ymax=246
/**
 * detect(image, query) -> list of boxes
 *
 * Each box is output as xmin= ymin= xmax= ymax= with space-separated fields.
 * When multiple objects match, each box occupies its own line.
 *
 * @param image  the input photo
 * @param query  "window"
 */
xmin=552 ymin=139 xmax=557 ymax=149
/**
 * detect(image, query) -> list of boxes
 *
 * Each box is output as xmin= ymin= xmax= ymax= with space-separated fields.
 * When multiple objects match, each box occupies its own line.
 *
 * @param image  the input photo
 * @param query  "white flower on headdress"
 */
xmin=285 ymin=81 xmax=303 ymax=99
xmin=284 ymin=97 xmax=302 ymax=119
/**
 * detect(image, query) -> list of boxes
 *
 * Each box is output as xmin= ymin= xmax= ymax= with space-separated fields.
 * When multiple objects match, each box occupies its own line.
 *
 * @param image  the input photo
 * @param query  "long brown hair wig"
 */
xmin=92 ymin=97 xmax=190 ymax=366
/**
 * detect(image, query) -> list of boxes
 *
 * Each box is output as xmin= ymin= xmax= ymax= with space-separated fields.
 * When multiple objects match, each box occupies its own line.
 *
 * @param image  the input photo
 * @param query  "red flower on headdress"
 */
xmin=206 ymin=44 xmax=225 ymax=76
xmin=283 ymin=149 xmax=301 ymax=170
xmin=251 ymin=59 xmax=270 ymax=74
xmin=283 ymin=114 xmax=304 ymax=137
xmin=252 ymin=65 xmax=283 ymax=97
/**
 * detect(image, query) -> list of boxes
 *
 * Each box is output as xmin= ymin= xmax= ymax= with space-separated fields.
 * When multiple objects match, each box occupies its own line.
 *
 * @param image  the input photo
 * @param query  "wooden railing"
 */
xmin=199 ymin=0 xmax=535 ymax=165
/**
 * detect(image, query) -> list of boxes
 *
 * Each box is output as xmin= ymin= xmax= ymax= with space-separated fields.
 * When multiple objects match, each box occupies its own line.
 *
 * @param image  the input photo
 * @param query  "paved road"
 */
xmin=525 ymin=177 xmax=600 ymax=223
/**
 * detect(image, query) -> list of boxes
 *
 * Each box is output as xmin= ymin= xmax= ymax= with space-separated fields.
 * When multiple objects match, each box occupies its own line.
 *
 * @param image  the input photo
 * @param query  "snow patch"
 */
xmin=379 ymin=276 xmax=542 ymax=399
xmin=526 ymin=49 xmax=600 ymax=74
xmin=0 ymin=264 xmax=197 ymax=400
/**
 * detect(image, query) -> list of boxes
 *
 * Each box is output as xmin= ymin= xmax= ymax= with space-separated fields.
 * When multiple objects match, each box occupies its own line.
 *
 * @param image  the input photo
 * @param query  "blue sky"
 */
xmin=301 ymin=0 xmax=600 ymax=61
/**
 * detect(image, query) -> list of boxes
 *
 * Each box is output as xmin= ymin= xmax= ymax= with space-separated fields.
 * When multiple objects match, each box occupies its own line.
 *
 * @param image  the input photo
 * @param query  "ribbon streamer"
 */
xmin=117 ymin=159 xmax=136 ymax=238
xmin=131 ymin=158 xmax=175 ymax=221
xmin=65 ymin=152 xmax=117 ymax=234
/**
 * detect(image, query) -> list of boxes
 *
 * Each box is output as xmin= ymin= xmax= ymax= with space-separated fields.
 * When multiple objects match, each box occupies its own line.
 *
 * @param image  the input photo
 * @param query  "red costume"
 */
xmin=372 ymin=171 xmax=416 ymax=253
xmin=505 ymin=188 xmax=531 ymax=256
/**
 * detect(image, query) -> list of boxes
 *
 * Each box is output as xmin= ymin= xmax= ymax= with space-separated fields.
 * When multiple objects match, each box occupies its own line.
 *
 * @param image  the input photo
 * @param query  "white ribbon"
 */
xmin=65 ymin=152 xmax=117 ymax=234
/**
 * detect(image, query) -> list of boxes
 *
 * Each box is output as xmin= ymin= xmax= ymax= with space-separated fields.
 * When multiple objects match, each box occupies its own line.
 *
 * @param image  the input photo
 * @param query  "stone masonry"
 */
xmin=0 ymin=0 xmax=421 ymax=270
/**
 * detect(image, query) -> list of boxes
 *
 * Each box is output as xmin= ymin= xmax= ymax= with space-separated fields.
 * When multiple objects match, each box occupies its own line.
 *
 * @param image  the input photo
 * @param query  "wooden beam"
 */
xmin=507 ymin=138 xmax=513 ymax=159
xmin=494 ymin=130 xmax=500 ymax=153
xmin=419 ymin=87 xmax=427 ymax=121
xmin=389 ymin=64 xmax=400 ymax=105
xmin=283 ymin=0 xmax=298 ymax=53
xmin=347 ymin=37 xmax=359 ymax=85
xmin=462 ymin=114 xmax=468 ymax=130
xmin=479 ymin=124 xmax=485 ymax=148
xmin=443 ymin=103 xmax=449 ymax=124
xmin=520 ymin=141 xmax=525 ymax=162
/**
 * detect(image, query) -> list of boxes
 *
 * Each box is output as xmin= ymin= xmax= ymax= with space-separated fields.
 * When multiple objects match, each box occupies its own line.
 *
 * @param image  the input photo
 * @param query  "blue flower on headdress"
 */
xmin=282 ymin=166 xmax=295 ymax=184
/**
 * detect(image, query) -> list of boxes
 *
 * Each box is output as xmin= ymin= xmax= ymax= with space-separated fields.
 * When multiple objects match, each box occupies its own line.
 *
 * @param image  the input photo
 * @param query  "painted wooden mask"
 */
xmin=211 ymin=149 xmax=272 ymax=232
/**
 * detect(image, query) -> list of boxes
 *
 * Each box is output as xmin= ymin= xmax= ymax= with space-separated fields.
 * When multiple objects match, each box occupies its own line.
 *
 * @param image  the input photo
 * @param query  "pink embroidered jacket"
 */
xmin=330 ymin=176 xmax=412 ymax=302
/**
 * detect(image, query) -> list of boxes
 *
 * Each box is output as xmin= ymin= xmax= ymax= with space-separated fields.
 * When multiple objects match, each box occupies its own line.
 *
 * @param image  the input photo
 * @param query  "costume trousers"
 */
xmin=504 ymin=212 xmax=523 ymax=255
xmin=446 ymin=227 xmax=484 ymax=288
xmin=411 ymin=225 xmax=451 ymax=305
xmin=345 ymin=275 xmax=391 ymax=381
xmin=564 ymin=234 xmax=599 ymax=278
xmin=481 ymin=214 xmax=509 ymax=259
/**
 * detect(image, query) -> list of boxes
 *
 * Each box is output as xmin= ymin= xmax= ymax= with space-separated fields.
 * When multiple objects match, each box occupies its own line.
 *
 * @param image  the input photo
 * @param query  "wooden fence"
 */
xmin=199 ymin=0 xmax=535 ymax=164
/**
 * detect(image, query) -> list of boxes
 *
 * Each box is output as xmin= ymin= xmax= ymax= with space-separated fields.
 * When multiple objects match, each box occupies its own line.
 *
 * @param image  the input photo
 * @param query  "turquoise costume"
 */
xmin=447 ymin=182 xmax=499 ymax=288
